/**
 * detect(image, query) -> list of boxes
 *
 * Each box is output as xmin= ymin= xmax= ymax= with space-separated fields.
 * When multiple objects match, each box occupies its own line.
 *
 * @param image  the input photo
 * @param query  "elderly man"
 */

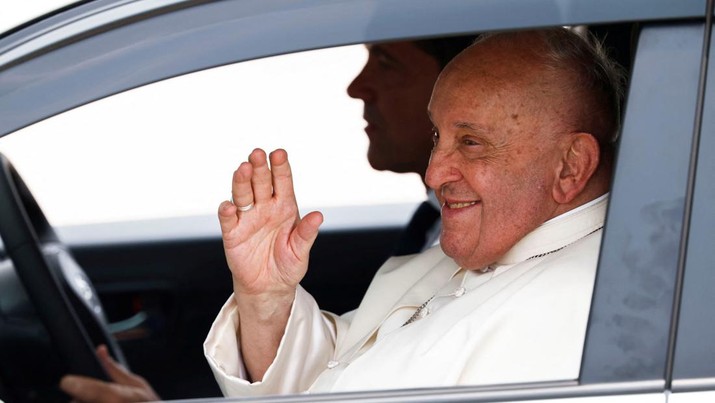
xmin=205 ymin=27 xmax=623 ymax=395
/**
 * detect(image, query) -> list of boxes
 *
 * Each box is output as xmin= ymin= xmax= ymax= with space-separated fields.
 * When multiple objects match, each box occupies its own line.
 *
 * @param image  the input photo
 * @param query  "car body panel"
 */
xmin=672 ymin=23 xmax=715 ymax=385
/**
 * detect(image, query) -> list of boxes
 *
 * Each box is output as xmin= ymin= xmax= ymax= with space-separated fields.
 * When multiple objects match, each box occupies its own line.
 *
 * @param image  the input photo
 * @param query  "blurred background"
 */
xmin=0 ymin=1 xmax=426 ymax=228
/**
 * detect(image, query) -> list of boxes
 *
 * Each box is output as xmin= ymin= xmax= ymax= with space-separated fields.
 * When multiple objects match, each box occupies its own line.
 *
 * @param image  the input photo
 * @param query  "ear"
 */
xmin=552 ymin=133 xmax=600 ymax=204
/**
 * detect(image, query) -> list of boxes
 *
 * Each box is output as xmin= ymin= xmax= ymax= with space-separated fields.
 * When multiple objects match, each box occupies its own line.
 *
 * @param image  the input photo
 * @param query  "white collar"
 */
xmin=495 ymin=194 xmax=608 ymax=265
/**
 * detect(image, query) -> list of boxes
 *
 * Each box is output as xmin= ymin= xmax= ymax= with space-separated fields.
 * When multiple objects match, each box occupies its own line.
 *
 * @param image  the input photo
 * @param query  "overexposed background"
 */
xmin=0 ymin=1 xmax=426 ymax=227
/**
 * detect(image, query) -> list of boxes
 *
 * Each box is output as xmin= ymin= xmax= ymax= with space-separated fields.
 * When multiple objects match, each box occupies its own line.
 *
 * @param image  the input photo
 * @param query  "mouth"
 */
xmin=364 ymin=122 xmax=377 ymax=137
xmin=363 ymin=107 xmax=382 ymax=132
xmin=442 ymin=200 xmax=480 ymax=210
xmin=446 ymin=201 xmax=478 ymax=209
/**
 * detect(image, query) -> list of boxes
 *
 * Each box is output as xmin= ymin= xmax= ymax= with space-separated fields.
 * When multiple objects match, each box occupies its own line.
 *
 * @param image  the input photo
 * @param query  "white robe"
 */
xmin=204 ymin=196 xmax=607 ymax=397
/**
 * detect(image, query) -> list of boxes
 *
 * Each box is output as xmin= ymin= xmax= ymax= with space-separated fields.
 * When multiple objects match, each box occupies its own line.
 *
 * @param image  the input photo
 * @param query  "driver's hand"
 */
xmin=59 ymin=345 xmax=160 ymax=403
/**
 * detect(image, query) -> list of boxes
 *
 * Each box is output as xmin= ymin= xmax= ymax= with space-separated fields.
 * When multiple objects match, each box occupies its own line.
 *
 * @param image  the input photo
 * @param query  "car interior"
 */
xmin=0 ymin=18 xmax=649 ymax=403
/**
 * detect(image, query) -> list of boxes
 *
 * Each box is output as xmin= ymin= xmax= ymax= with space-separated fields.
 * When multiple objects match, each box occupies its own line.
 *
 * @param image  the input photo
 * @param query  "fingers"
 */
xmin=59 ymin=345 xmax=159 ymax=403
xmin=218 ymin=200 xmax=239 ymax=237
xmin=269 ymin=149 xmax=296 ymax=202
xmin=291 ymin=211 xmax=323 ymax=255
xmin=230 ymin=161 xmax=254 ymax=210
xmin=249 ymin=149 xmax=273 ymax=203
xmin=96 ymin=345 xmax=143 ymax=388
xmin=60 ymin=374 xmax=113 ymax=403
xmin=59 ymin=375 xmax=156 ymax=403
xmin=227 ymin=148 xmax=296 ymax=212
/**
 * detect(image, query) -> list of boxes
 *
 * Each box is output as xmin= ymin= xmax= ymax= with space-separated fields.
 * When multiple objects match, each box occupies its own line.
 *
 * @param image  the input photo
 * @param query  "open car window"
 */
xmin=0 ymin=45 xmax=426 ymax=228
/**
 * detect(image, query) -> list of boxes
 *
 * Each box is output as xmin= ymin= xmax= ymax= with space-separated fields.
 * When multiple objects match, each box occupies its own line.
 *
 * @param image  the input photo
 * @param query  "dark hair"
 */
xmin=413 ymin=35 xmax=477 ymax=68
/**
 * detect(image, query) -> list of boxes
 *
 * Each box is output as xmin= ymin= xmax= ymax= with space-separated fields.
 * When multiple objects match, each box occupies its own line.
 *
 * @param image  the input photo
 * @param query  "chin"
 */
xmin=366 ymin=153 xmax=387 ymax=171
xmin=439 ymin=237 xmax=468 ymax=263
xmin=440 ymin=235 xmax=487 ymax=270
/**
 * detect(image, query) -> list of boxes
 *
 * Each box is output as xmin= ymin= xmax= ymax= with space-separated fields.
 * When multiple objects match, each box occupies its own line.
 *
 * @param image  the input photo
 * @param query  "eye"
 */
xmin=431 ymin=129 xmax=439 ymax=147
xmin=461 ymin=137 xmax=481 ymax=146
xmin=376 ymin=53 xmax=395 ymax=69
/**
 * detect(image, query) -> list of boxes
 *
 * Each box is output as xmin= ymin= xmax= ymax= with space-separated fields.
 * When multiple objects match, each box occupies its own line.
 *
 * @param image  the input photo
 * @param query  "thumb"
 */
xmin=59 ymin=375 xmax=111 ymax=403
xmin=291 ymin=211 xmax=323 ymax=256
xmin=96 ymin=345 xmax=143 ymax=387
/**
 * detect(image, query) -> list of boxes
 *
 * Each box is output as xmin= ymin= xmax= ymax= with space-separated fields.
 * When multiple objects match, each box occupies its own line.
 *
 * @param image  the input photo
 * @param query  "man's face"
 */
xmin=426 ymin=41 xmax=567 ymax=269
xmin=347 ymin=42 xmax=441 ymax=178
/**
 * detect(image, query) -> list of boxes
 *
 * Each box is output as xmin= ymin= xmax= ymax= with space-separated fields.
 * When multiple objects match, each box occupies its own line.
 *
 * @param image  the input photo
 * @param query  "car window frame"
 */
xmin=581 ymin=20 xmax=709 ymax=388
xmin=671 ymin=14 xmax=715 ymax=391
xmin=0 ymin=0 xmax=706 ymax=137
xmin=0 ymin=0 xmax=712 ymax=401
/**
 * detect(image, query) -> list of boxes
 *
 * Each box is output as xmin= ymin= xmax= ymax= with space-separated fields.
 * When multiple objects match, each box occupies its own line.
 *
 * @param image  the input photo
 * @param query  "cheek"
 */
xmin=495 ymin=171 xmax=555 ymax=233
xmin=480 ymin=163 xmax=552 ymax=223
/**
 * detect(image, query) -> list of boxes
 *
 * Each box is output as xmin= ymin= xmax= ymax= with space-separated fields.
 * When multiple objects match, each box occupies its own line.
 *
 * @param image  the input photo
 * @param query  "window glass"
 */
xmin=0 ymin=45 xmax=426 ymax=226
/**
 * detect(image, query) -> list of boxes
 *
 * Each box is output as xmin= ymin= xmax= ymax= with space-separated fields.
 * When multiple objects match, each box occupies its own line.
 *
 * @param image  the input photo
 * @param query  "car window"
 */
xmin=0 ymin=45 xmax=426 ymax=227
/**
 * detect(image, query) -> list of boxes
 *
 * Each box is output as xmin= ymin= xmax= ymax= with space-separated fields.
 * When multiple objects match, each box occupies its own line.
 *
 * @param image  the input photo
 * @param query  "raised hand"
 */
xmin=219 ymin=148 xmax=323 ymax=298
xmin=217 ymin=148 xmax=323 ymax=381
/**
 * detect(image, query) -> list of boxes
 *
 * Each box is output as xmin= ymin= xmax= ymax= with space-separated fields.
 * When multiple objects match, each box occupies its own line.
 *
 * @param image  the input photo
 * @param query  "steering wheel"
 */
xmin=0 ymin=153 xmax=126 ymax=383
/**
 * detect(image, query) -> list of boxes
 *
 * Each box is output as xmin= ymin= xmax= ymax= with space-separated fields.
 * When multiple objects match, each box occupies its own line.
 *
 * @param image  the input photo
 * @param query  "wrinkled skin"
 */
xmin=426 ymin=34 xmax=605 ymax=270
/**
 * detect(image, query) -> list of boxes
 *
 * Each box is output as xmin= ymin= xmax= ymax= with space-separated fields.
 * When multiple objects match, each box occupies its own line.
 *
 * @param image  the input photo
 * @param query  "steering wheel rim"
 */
xmin=0 ymin=153 xmax=124 ymax=381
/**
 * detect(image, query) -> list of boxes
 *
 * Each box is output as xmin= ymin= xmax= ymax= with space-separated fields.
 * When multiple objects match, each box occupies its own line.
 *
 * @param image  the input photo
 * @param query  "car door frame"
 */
xmin=0 ymin=0 xmax=712 ymax=401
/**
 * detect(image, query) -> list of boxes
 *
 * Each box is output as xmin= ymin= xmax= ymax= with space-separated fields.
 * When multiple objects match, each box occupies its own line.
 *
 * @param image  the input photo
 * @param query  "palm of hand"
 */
xmin=219 ymin=148 xmax=322 ymax=298
xmin=225 ymin=203 xmax=306 ymax=295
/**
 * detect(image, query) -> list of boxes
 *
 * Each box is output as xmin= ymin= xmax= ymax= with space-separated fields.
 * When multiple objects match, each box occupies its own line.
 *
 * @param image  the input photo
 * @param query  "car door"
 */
xmin=0 ymin=0 xmax=712 ymax=402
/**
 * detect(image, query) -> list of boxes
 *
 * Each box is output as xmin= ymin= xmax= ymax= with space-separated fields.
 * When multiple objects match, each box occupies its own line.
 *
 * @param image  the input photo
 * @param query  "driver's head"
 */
xmin=347 ymin=37 xmax=474 ymax=182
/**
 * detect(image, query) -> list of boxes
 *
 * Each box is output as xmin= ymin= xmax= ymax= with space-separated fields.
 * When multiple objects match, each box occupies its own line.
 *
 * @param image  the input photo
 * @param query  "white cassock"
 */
xmin=204 ymin=195 xmax=608 ymax=397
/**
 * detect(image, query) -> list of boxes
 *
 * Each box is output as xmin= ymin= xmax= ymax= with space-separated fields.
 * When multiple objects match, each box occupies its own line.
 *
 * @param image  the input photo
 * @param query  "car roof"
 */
xmin=0 ymin=0 xmax=705 ymax=138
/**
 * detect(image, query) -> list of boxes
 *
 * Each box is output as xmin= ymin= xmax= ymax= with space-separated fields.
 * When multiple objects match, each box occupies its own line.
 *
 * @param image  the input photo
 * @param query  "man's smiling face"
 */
xmin=426 ymin=36 xmax=571 ymax=270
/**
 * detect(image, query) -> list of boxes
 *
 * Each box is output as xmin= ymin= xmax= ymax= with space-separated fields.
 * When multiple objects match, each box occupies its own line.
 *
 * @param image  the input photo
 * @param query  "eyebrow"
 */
xmin=369 ymin=45 xmax=399 ymax=64
xmin=427 ymin=113 xmax=492 ymax=135
xmin=454 ymin=121 xmax=491 ymax=134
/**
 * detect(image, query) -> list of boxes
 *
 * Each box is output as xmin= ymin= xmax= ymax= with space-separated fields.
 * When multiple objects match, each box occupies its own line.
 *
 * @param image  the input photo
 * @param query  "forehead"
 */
xmin=430 ymin=38 xmax=556 ymax=113
xmin=428 ymin=42 xmax=566 ymax=141
xmin=429 ymin=66 xmax=524 ymax=122
xmin=366 ymin=41 xmax=433 ymax=63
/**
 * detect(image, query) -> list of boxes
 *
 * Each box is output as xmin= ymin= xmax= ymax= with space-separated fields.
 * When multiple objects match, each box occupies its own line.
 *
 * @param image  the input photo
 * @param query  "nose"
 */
xmin=347 ymin=66 xmax=373 ymax=102
xmin=425 ymin=146 xmax=462 ymax=192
